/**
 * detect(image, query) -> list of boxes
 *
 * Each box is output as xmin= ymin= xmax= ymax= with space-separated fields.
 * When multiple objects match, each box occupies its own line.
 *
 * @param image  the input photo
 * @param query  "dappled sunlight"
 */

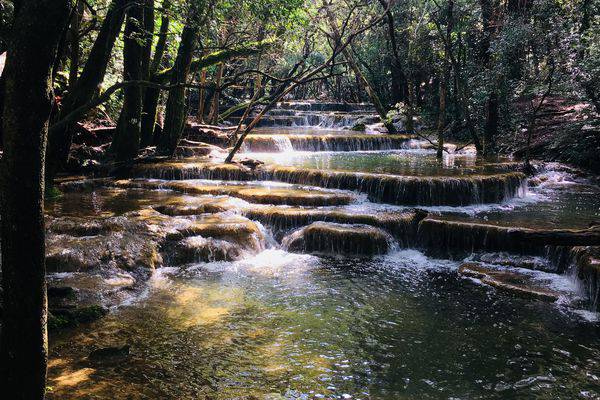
xmin=50 ymin=367 xmax=96 ymax=388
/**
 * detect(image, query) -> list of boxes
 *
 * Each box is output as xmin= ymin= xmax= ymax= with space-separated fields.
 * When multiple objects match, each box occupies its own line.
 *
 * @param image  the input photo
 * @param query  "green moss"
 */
xmin=48 ymin=305 xmax=108 ymax=331
xmin=47 ymin=313 xmax=72 ymax=330
xmin=45 ymin=185 xmax=63 ymax=200
xmin=351 ymin=123 xmax=366 ymax=131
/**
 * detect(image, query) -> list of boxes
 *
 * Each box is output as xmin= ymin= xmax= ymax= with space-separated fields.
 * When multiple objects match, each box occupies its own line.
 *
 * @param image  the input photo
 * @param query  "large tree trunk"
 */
xmin=158 ymin=7 xmax=201 ymax=156
xmin=46 ymin=0 xmax=128 ymax=180
xmin=112 ymin=3 xmax=144 ymax=162
xmin=0 ymin=0 xmax=70 ymax=397
xmin=141 ymin=0 xmax=154 ymax=83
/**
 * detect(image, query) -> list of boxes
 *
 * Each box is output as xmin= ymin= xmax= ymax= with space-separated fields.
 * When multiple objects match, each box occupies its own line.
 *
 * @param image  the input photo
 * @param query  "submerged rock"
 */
xmin=48 ymin=305 xmax=109 ymax=330
xmin=458 ymin=263 xmax=560 ymax=302
xmin=115 ymin=179 xmax=356 ymax=207
xmin=45 ymin=211 xmax=177 ymax=272
xmin=88 ymin=345 xmax=130 ymax=364
xmin=283 ymin=222 xmax=393 ymax=256
xmin=166 ymin=215 xmax=267 ymax=256
xmin=153 ymin=196 xmax=237 ymax=216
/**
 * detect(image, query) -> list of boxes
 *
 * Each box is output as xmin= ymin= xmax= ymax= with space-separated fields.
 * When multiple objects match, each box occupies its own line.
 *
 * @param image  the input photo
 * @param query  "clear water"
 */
xmin=44 ymin=127 xmax=600 ymax=399
xmin=440 ymin=171 xmax=600 ymax=229
xmin=250 ymin=150 xmax=517 ymax=177
xmin=47 ymin=249 xmax=600 ymax=399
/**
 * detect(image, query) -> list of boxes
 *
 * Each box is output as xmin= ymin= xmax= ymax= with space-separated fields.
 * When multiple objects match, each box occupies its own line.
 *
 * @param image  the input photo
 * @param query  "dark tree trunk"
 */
xmin=141 ymin=0 xmax=154 ymax=83
xmin=158 ymin=8 xmax=200 ymax=155
xmin=46 ymin=0 xmax=128 ymax=180
xmin=141 ymin=0 xmax=171 ymax=147
xmin=483 ymin=91 xmax=499 ymax=155
xmin=479 ymin=0 xmax=500 ymax=156
xmin=68 ymin=0 xmax=84 ymax=88
xmin=207 ymin=62 xmax=224 ymax=124
xmin=0 ymin=0 xmax=70 ymax=398
xmin=112 ymin=3 xmax=144 ymax=162
xmin=437 ymin=0 xmax=453 ymax=159
xmin=0 ymin=72 xmax=4 ymax=148
xmin=377 ymin=0 xmax=408 ymax=104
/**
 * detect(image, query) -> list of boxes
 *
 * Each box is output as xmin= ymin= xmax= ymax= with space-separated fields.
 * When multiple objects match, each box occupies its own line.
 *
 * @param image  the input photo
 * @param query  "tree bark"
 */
xmin=479 ymin=0 xmax=500 ymax=156
xmin=158 ymin=6 xmax=201 ymax=155
xmin=46 ymin=0 xmax=128 ymax=180
xmin=437 ymin=0 xmax=453 ymax=159
xmin=112 ymin=3 xmax=144 ymax=162
xmin=141 ymin=0 xmax=171 ymax=146
xmin=68 ymin=0 xmax=84 ymax=88
xmin=377 ymin=0 xmax=408 ymax=104
xmin=0 ymin=0 xmax=70 ymax=398
xmin=141 ymin=0 xmax=154 ymax=83
xmin=207 ymin=62 xmax=224 ymax=124
xmin=197 ymin=68 xmax=207 ymax=122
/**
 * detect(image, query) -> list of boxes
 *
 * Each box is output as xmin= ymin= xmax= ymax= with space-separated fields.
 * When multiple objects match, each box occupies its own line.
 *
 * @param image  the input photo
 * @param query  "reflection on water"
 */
xmin=46 ymin=187 xmax=178 ymax=218
xmin=250 ymin=150 xmax=516 ymax=177
xmin=48 ymin=250 xmax=600 ymax=399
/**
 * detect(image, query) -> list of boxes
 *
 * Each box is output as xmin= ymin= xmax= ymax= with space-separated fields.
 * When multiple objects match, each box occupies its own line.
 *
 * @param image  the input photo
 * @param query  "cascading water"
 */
xmin=44 ymin=101 xmax=600 ymax=399
xmin=230 ymin=100 xmax=380 ymax=130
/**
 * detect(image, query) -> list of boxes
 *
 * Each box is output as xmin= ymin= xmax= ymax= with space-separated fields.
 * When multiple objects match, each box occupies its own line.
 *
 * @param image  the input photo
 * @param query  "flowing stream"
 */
xmin=45 ymin=103 xmax=600 ymax=399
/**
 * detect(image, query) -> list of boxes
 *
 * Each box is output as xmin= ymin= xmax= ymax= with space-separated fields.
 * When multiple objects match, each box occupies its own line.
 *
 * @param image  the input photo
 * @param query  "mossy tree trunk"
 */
xmin=0 ymin=0 xmax=70 ymax=397
xmin=112 ymin=2 xmax=144 ymax=162
xmin=207 ymin=62 xmax=224 ymax=124
xmin=158 ymin=5 xmax=201 ymax=156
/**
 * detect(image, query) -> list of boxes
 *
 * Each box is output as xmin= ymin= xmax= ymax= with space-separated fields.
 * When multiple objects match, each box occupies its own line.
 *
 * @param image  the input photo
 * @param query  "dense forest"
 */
xmin=1 ymin=0 xmax=600 ymax=398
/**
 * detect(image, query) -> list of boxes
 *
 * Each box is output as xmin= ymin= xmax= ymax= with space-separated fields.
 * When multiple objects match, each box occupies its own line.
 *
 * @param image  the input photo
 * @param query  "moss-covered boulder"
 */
xmin=458 ymin=263 xmax=560 ymax=302
xmin=283 ymin=222 xmax=393 ymax=256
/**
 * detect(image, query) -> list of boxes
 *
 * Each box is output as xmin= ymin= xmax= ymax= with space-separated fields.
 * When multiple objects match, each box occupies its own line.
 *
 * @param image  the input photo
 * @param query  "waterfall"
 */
xmin=272 ymin=135 xmax=294 ymax=152
xmin=230 ymin=101 xmax=379 ymax=129
xmin=240 ymin=134 xmax=414 ymax=152
xmin=132 ymin=162 xmax=528 ymax=207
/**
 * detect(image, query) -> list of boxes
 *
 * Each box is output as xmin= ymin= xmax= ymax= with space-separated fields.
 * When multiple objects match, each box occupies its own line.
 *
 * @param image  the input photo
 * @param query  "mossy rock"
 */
xmin=48 ymin=305 xmax=108 ymax=330
xmin=351 ymin=123 xmax=366 ymax=131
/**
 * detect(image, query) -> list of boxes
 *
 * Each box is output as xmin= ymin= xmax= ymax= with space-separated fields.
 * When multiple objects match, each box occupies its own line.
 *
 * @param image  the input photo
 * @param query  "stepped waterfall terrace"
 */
xmin=42 ymin=103 xmax=600 ymax=399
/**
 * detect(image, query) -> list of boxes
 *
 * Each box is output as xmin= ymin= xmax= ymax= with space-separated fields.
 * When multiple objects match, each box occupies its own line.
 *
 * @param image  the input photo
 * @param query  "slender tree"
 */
xmin=141 ymin=0 xmax=171 ymax=146
xmin=112 ymin=1 xmax=145 ymax=161
xmin=0 ymin=0 xmax=70 ymax=398
xmin=158 ymin=1 xmax=203 ymax=155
